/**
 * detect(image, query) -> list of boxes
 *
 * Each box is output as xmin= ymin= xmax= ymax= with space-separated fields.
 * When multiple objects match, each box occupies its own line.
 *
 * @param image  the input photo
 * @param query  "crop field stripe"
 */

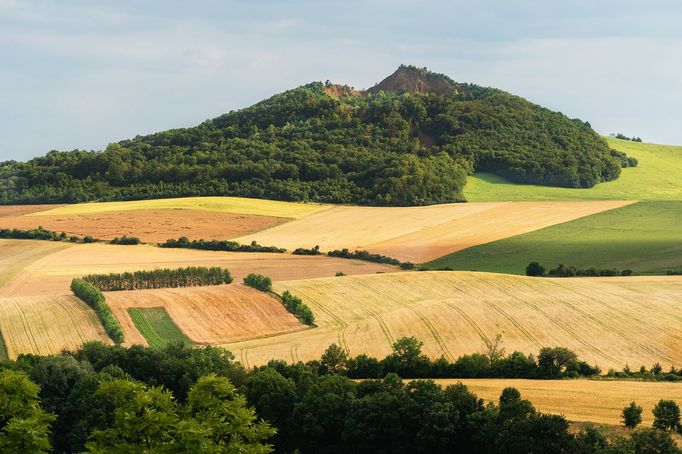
xmin=128 ymin=307 xmax=193 ymax=349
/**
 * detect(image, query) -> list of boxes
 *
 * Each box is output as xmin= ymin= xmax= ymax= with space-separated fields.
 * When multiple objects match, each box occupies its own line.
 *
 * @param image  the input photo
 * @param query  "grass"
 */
xmin=28 ymin=195 xmax=329 ymax=219
xmin=426 ymin=201 xmax=682 ymax=275
xmin=128 ymin=307 xmax=193 ymax=349
xmin=223 ymin=271 xmax=682 ymax=369
xmin=433 ymin=378 xmax=682 ymax=427
xmin=464 ymin=138 xmax=682 ymax=202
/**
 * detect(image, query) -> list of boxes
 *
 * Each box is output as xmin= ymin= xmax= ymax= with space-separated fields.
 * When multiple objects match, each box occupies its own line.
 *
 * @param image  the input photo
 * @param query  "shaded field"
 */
xmin=0 ymin=294 xmax=111 ymax=359
xmin=427 ymin=201 xmax=682 ymax=275
xmin=0 ymin=209 xmax=287 ymax=244
xmin=128 ymin=307 xmax=193 ymax=348
xmin=224 ymin=272 xmax=682 ymax=369
xmin=0 ymin=241 xmax=396 ymax=297
xmin=28 ymin=195 xmax=329 ymax=218
xmin=106 ymin=284 xmax=307 ymax=352
xmin=236 ymin=200 xmax=632 ymax=263
xmin=435 ymin=378 xmax=682 ymax=427
xmin=465 ymin=138 xmax=682 ymax=202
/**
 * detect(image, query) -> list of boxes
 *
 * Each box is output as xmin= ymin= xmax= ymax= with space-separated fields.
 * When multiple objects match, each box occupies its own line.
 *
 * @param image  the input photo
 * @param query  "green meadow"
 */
xmin=464 ymin=138 xmax=682 ymax=202
xmin=128 ymin=307 xmax=193 ymax=348
xmin=426 ymin=201 xmax=682 ymax=275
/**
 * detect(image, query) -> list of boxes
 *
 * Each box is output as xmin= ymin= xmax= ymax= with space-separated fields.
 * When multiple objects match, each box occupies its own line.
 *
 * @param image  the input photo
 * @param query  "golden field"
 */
xmin=236 ymin=200 xmax=634 ymax=263
xmin=0 ymin=294 xmax=111 ymax=359
xmin=105 ymin=284 xmax=307 ymax=349
xmin=0 ymin=240 xmax=396 ymax=297
xmin=435 ymin=378 xmax=682 ymax=426
xmin=224 ymin=271 xmax=682 ymax=369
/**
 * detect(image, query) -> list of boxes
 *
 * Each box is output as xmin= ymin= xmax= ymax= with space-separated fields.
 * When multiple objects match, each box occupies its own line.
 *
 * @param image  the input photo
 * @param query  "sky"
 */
xmin=1 ymin=0 xmax=681 ymax=162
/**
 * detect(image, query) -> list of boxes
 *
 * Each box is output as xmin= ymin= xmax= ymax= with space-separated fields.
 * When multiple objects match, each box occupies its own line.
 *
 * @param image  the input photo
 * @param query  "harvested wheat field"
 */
xmin=224 ymin=272 xmax=682 ymax=369
xmin=0 ymin=239 xmax=72 ymax=289
xmin=0 ymin=209 xmax=288 ymax=243
xmin=236 ymin=200 xmax=634 ymax=263
xmin=106 ymin=284 xmax=307 ymax=349
xmin=0 ymin=241 xmax=396 ymax=297
xmin=434 ymin=378 xmax=682 ymax=426
xmin=28 ymin=196 xmax=329 ymax=218
xmin=0 ymin=294 xmax=112 ymax=359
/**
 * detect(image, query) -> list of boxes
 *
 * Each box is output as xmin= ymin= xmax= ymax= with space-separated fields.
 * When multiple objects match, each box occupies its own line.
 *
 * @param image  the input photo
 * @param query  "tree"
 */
xmin=538 ymin=347 xmax=578 ymax=378
xmin=652 ymin=400 xmax=681 ymax=432
xmin=382 ymin=337 xmax=431 ymax=377
xmin=0 ymin=370 xmax=55 ymax=453
xmin=622 ymin=401 xmax=643 ymax=429
xmin=483 ymin=334 xmax=506 ymax=368
xmin=629 ymin=429 xmax=681 ymax=454
xmin=525 ymin=262 xmax=545 ymax=277
xmin=319 ymin=344 xmax=349 ymax=375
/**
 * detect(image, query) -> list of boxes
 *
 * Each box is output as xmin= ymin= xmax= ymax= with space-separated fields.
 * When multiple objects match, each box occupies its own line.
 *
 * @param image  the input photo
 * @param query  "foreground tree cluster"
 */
xmin=1 ymin=342 xmax=680 ymax=454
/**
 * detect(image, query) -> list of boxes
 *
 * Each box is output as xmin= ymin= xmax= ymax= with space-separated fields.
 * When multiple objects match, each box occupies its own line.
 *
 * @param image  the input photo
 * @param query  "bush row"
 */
xmin=70 ymin=278 xmax=124 ymax=344
xmin=83 ymin=267 xmax=233 ymax=291
xmin=327 ymin=248 xmax=415 ymax=269
xmin=159 ymin=236 xmax=286 ymax=253
xmin=526 ymin=262 xmax=634 ymax=277
xmin=0 ymin=226 xmax=96 ymax=243
xmin=109 ymin=235 xmax=141 ymax=245
xmin=281 ymin=290 xmax=315 ymax=325
xmin=292 ymin=245 xmax=322 ymax=255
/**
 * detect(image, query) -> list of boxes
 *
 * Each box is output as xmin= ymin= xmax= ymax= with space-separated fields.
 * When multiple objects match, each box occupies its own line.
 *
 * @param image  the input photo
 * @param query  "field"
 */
xmin=434 ymin=378 xmax=682 ymax=427
xmin=0 ymin=294 xmax=112 ymax=359
xmin=128 ymin=307 xmax=193 ymax=348
xmin=427 ymin=201 xmax=682 ymax=275
xmin=0 ymin=240 xmax=396 ymax=297
xmin=28 ymin=195 xmax=329 ymax=218
xmin=105 ymin=284 xmax=307 ymax=351
xmin=235 ymin=200 xmax=632 ymax=263
xmin=223 ymin=271 xmax=682 ymax=369
xmin=464 ymin=138 xmax=682 ymax=202
xmin=0 ymin=209 xmax=288 ymax=244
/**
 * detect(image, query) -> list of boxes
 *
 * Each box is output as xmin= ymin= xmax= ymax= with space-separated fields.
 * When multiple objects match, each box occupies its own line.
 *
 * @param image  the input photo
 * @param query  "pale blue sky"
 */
xmin=1 ymin=0 xmax=681 ymax=161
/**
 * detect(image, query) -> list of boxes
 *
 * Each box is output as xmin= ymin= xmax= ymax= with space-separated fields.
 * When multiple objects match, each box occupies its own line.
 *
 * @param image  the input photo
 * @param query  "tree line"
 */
xmin=82 ymin=267 xmax=233 ymax=291
xmin=70 ymin=279 xmax=124 ymax=344
xmin=1 ymin=341 xmax=680 ymax=453
xmin=243 ymin=274 xmax=315 ymax=326
xmin=160 ymin=236 xmax=286 ymax=253
xmin=327 ymin=248 xmax=415 ymax=269
xmin=526 ymin=262 xmax=634 ymax=277
xmin=1 ymin=76 xmax=634 ymax=207
xmin=0 ymin=226 xmax=96 ymax=244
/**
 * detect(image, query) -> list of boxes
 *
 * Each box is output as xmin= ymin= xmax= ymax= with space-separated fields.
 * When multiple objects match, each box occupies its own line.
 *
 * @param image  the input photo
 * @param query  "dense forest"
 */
xmin=0 ymin=66 xmax=631 ymax=206
xmin=1 ymin=341 xmax=680 ymax=453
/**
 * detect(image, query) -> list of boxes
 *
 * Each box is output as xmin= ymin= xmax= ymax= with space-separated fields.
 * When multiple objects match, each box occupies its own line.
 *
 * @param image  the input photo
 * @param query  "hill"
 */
xmin=0 ymin=66 xmax=630 ymax=206
xmin=224 ymin=271 xmax=682 ymax=369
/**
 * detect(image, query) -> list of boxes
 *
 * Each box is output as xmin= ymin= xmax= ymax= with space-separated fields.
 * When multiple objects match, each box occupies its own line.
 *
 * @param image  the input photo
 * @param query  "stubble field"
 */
xmin=224 ymin=271 xmax=682 ymax=369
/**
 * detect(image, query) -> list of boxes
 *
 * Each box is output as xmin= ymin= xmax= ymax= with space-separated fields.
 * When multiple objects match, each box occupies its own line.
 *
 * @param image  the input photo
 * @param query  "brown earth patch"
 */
xmin=0 ymin=209 xmax=287 ymax=243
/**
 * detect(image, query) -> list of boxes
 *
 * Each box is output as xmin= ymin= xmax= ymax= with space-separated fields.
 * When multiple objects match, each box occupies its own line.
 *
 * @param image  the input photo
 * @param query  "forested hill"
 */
xmin=0 ymin=65 xmax=632 ymax=206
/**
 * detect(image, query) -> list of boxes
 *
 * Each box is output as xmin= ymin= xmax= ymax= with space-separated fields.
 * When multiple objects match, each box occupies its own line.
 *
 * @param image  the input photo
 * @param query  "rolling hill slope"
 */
xmin=224 ymin=271 xmax=682 ymax=369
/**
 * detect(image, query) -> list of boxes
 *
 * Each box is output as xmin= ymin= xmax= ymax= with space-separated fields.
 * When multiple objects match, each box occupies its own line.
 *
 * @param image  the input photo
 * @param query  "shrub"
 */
xmin=622 ymin=401 xmax=643 ymax=428
xmin=109 ymin=235 xmax=141 ymax=245
xmin=70 ymin=278 xmax=124 ymax=344
xmin=652 ymin=400 xmax=681 ymax=432
xmin=525 ymin=262 xmax=545 ymax=277
xmin=292 ymin=245 xmax=321 ymax=256
xmin=243 ymin=274 xmax=272 ymax=292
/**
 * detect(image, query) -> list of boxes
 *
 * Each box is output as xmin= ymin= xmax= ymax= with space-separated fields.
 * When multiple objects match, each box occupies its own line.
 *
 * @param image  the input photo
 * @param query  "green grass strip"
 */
xmin=128 ymin=307 xmax=193 ymax=349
